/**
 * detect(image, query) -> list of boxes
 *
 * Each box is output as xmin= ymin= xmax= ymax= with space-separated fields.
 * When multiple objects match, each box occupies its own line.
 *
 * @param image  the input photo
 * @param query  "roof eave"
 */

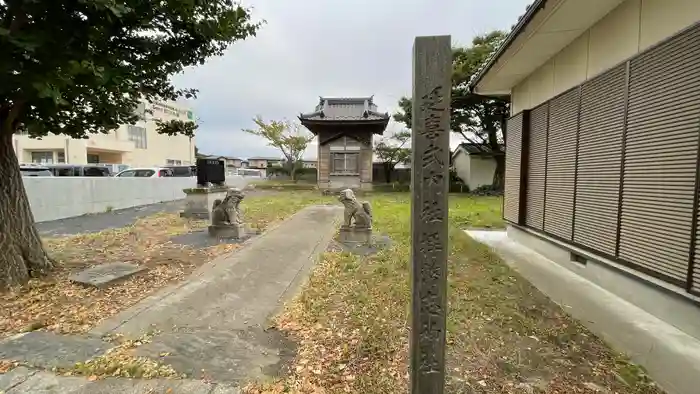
xmin=299 ymin=118 xmax=389 ymax=125
xmin=467 ymin=0 xmax=549 ymax=93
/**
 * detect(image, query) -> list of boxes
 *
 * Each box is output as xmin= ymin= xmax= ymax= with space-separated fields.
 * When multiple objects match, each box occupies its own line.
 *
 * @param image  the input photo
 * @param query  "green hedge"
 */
xmin=266 ymin=166 xmax=317 ymax=180
xmin=371 ymin=183 xmax=411 ymax=192
xmin=253 ymin=183 xmax=318 ymax=191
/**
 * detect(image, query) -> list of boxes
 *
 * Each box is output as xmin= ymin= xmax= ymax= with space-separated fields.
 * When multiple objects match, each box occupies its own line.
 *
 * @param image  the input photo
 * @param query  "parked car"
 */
xmin=114 ymin=167 xmax=174 ymax=177
xmin=95 ymin=163 xmax=130 ymax=175
xmin=44 ymin=164 xmax=111 ymax=177
xmin=162 ymin=165 xmax=196 ymax=177
xmin=20 ymin=165 xmax=53 ymax=177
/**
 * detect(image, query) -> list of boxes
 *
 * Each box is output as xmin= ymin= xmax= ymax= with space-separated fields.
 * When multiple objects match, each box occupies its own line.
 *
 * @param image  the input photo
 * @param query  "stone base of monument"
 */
xmin=338 ymin=226 xmax=372 ymax=243
xmin=334 ymin=227 xmax=392 ymax=256
xmin=180 ymin=186 xmax=229 ymax=220
xmin=208 ymin=224 xmax=246 ymax=239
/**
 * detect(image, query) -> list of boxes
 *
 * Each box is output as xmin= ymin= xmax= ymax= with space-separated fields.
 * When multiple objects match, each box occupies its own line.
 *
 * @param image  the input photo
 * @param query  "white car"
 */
xmin=114 ymin=167 xmax=174 ymax=178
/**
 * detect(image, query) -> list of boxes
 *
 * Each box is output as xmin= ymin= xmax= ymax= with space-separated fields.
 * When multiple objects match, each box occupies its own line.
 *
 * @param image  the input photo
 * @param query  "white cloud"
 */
xmin=175 ymin=0 xmax=530 ymax=159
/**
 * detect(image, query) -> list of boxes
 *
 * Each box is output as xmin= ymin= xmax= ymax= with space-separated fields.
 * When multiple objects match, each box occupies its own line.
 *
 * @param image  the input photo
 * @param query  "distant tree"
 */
xmin=394 ymin=31 xmax=509 ymax=189
xmin=194 ymin=146 xmax=200 ymax=157
xmin=0 ymin=1 xmax=262 ymax=289
xmin=243 ymin=117 xmax=314 ymax=181
xmin=374 ymin=130 xmax=411 ymax=183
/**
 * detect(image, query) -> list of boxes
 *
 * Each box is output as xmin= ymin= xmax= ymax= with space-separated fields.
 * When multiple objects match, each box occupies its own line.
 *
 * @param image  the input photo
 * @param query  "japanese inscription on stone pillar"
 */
xmin=409 ymin=35 xmax=451 ymax=394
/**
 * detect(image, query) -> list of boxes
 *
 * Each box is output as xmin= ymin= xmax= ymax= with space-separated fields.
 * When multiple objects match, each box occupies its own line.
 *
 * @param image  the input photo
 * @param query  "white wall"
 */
xmin=24 ymin=176 xmax=249 ymax=223
xmin=511 ymin=0 xmax=700 ymax=113
xmin=452 ymin=151 xmax=471 ymax=185
xmin=468 ymin=156 xmax=498 ymax=189
xmin=452 ymin=151 xmax=497 ymax=190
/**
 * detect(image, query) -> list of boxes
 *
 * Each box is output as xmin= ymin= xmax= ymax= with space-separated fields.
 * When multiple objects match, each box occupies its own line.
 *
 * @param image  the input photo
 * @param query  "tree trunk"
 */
xmin=487 ymin=120 xmax=505 ymax=191
xmin=0 ymin=131 xmax=55 ymax=290
xmin=383 ymin=163 xmax=393 ymax=183
xmin=492 ymin=154 xmax=505 ymax=191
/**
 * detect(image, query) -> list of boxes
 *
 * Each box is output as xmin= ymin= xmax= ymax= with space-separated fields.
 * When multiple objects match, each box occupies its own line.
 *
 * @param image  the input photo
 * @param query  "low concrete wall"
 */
xmin=23 ymin=176 xmax=249 ymax=223
xmin=506 ymin=225 xmax=700 ymax=341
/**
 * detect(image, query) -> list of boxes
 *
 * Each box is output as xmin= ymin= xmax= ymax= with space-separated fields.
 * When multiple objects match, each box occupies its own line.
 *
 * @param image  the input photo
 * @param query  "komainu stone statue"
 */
xmin=211 ymin=188 xmax=244 ymax=225
xmin=338 ymin=188 xmax=372 ymax=229
xmin=209 ymin=188 xmax=245 ymax=239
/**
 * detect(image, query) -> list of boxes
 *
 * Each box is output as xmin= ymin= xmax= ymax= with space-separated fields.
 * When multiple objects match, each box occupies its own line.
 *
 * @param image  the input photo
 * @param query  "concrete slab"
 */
xmin=133 ymin=328 xmax=294 ymax=383
xmin=0 ymin=332 xmax=110 ymax=369
xmin=0 ymin=367 xmax=36 ymax=392
xmin=466 ymin=229 xmax=700 ymax=394
xmin=68 ymin=262 xmax=147 ymax=288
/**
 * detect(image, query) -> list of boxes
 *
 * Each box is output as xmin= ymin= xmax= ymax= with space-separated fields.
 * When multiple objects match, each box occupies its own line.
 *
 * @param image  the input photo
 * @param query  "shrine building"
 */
xmin=299 ymin=96 xmax=390 ymax=190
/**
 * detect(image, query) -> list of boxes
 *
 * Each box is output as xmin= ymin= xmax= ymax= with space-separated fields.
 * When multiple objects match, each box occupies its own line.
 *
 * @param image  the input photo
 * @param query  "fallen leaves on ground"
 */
xmin=0 ymin=359 xmax=20 ymax=373
xmin=244 ymin=193 xmax=663 ymax=394
xmin=65 ymin=332 xmax=181 ymax=380
xmin=0 ymin=191 xmax=330 ymax=339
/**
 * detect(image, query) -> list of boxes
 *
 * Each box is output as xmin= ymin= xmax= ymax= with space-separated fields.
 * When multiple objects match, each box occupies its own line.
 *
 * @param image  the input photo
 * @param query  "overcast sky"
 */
xmin=173 ymin=0 xmax=530 ymax=160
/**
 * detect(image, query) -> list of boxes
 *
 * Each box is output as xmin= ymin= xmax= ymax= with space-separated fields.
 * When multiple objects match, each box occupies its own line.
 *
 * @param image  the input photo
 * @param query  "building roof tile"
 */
xmin=299 ymin=96 xmax=390 ymax=122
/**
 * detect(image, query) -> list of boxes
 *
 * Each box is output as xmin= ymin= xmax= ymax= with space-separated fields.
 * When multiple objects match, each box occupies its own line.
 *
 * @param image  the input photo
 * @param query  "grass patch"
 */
xmin=245 ymin=193 xmax=662 ymax=394
xmin=0 ymin=191 xmax=329 ymax=338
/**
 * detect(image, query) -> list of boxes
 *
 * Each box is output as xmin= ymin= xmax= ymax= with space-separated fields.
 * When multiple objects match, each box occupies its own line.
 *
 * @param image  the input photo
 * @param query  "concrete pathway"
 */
xmin=3 ymin=205 xmax=342 ymax=393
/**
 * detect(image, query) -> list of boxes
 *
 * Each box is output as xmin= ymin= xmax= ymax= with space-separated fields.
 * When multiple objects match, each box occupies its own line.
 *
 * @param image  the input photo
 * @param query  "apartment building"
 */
xmin=13 ymin=100 xmax=196 ymax=167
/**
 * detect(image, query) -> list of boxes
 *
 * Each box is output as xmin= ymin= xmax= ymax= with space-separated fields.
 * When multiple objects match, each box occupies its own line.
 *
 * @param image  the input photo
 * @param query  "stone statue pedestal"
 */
xmin=208 ymin=224 xmax=246 ymax=239
xmin=338 ymin=226 xmax=372 ymax=244
xmin=180 ymin=186 xmax=229 ymax=220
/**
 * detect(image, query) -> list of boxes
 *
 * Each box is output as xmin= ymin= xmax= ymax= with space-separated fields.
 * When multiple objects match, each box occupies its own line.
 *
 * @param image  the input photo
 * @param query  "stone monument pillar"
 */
xmin=181 ymin=158 xmax=228 ymax=220
xmin=409 ymin=35 xmax=451 ymax=394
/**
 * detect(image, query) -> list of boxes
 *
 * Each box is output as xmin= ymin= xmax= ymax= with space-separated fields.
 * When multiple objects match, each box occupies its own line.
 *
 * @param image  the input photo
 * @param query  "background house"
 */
xmin=468 ymin=0 xmax=700 ymax=380
xmin=301 ymin=159 xmax=317 ymax=169
xmin=450 ymin=143 xmax=502 ymax=190
xmin=13 ymin=100 xmax=195 ymax=167
xmin=247 ymin=157 xmax=284 ymax=169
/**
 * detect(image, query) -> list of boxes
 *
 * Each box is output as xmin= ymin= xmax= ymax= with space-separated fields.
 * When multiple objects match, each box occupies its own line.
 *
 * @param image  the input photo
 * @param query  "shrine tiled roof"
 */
xmin=299 ymin=96 xmax=390 ymax=122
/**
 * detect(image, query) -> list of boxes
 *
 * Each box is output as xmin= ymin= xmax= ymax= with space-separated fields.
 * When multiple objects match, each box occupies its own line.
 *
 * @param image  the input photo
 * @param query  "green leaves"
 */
xmin=155 ymin=119 xmax=198 ymax=138
xmin=0 ymin=0 xmax=262 ymax=138
xmin=243 ymin=116 xmax=314 ymax=167
xmin=393 ymin=30 xmax=509 ymax=142
xmin=374 ymin=130 xmax=411 ymax=169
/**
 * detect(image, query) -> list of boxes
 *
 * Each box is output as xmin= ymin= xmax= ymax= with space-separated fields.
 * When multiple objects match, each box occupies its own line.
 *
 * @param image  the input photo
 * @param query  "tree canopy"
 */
xmin=0 ymin=0 xmax=263 ymax=289
xmin=393 ymin=31 xmax=510 ymax=188
xmin=0 ymin=0 xmax=262 ymax=138
xmin=374 ymin=129 xmax=411 ymax=183
xmin=243 ymin=116 xmax=314 ymax=179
